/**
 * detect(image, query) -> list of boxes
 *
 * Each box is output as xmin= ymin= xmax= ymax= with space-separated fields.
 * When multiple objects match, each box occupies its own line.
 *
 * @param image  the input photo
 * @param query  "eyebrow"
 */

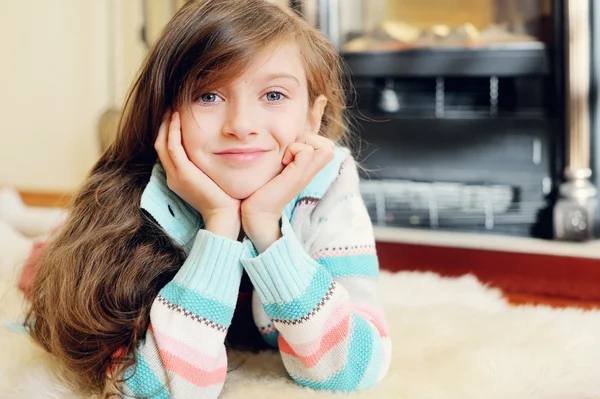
xmin=263 ymin=73 xmax=300 ymax=86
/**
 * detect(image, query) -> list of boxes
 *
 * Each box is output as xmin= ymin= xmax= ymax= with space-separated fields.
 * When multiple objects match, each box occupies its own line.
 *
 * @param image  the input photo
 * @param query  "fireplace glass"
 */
xmin=336 ymin=0 xmax=550 ymax=53
xmin=307 ymin=0 xmax=562 ymax=237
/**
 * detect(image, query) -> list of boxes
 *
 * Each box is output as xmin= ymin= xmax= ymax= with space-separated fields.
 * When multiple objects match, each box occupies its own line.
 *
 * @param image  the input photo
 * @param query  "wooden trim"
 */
xmin=506 ymin=292 xmax=600 ymax=309
xmin=376 ymin=241 xmax=600 ymax=304
xmin=19 ymin=191 xmax=71 ymax=208
xmin=374 ymin=226 xmax=600 ymax=259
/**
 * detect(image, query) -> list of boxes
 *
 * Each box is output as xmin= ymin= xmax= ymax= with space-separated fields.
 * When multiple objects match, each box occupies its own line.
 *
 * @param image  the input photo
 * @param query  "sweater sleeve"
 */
xmin=120 ymin=229 xmax=244 ymax=398
xmin=241 ymin=156 xmax=392 ymax=392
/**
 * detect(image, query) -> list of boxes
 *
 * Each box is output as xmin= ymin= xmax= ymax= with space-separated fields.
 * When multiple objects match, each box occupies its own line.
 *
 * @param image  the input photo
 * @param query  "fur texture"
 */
xmin=1 ymin=220 xmax=600 ymax=399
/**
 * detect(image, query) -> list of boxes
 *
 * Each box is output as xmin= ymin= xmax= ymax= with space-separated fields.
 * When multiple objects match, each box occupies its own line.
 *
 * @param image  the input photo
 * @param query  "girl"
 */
xmin=26 ymin=0 xmax=392 ymax=397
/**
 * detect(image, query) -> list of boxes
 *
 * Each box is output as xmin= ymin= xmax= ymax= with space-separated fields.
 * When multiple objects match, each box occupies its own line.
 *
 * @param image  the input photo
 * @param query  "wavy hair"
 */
xmin=25 ymin=0 xmax=350 ymax=396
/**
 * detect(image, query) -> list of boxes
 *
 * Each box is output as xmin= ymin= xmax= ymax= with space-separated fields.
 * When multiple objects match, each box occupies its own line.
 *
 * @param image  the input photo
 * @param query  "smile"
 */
xmin=215 ymin=148 xmax=270 ymax=164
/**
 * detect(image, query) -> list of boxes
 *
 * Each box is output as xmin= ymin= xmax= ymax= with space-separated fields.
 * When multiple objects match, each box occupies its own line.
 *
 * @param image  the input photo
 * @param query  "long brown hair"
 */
xmin=26 ymin=0 xmax=349 ymax=396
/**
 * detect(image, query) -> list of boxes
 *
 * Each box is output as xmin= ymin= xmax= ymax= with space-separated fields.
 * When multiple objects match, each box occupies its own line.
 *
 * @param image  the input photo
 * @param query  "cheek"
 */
xmin=182 ymin=110 xmax=224 ymax=143
xmin=179 ymin=115 xmax=215 ymax=168
xmin=267 ymin=110 xmax=308 ymax=149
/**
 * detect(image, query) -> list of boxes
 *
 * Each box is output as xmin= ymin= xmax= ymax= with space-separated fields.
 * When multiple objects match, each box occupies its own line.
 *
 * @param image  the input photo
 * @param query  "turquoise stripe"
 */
xmin=261 ymin=331 xmax=280 ymax=348
xmin=292 ymin=315 xmax=373 ymax=392
xmin=316 ymin=254 xmax=379 ymax=278
xmin=262 ymin=266 xmax=332 ymax=321
xmin=160 ymin=283 xmax=234 ymax=327
xmin=358 ymin=326 xmax=382 ymax=389
xmin=124 ymin=352 xmax=169 ymax=398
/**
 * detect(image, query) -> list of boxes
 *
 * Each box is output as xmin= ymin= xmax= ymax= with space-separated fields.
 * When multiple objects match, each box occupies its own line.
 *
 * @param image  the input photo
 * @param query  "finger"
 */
xmin=299 ymin=135 xmax=335 ymax=176
xmin=291 ymin=145 xmax=314 ymax=170
xmin=280 ymin=143 xmax=314 ymax=184
xmin=281 ymin=144 xmax=295 ymax=165
xmin=298 ymin=134 xmax=334 ymax=163
xmin=165 ymin=113 xmax=219 ymax=186
xmin=303 ymin=134 xmax=334 ymax=150
xmin=166 ymin=112 xmax=193 ymax=170
xmin=256 ymin=144 xmax=316 ymax=209
xmin=282 ymin=142 xmax=313 ymax=166
xmin=155 ymin=113 xmax=175 ymax=172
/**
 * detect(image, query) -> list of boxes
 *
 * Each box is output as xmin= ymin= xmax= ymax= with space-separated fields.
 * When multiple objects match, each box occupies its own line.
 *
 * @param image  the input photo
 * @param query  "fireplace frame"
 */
xmin=295 ymin=0 xmax=598 ymax=241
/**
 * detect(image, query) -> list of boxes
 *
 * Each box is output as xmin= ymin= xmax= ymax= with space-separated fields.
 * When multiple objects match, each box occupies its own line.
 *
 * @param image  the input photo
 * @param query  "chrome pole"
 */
xmin=554 ymin=0 xmax=597 ymax=240
xmin=317 ymin=0 xmax=340 ymax=48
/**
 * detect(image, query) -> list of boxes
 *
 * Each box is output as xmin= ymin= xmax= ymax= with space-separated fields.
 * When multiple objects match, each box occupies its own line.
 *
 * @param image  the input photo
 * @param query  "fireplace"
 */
xmin=294 ymin=0 xmax=597 ymax=241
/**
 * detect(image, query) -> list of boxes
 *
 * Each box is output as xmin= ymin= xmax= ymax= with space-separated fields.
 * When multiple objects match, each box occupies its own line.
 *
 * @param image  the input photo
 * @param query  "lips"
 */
xmin=216 ymin=148 xmax=269 ymax=155
xmin=215 ymin=148 xmax=270 ymax=164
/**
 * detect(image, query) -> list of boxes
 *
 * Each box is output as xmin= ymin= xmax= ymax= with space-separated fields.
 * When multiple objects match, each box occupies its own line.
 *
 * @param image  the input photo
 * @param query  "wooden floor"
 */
xmin=20 ymin=191 xmax=71 ymax=208
xmin=19 ymin=191 xmax=600 ymax=310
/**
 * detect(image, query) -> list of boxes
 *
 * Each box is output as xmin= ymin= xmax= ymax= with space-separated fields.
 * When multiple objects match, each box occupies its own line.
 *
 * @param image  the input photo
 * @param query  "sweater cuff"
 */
xmin=171 ymin=229 xmax=244 ymax=307
xmin=241 ymin=216 xmax=332 ymax=308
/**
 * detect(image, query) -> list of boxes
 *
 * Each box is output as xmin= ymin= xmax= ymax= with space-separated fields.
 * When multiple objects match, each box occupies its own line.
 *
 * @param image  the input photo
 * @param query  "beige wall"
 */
xmin=0 ymin=0 xmax=288 ymax=193
xmin=0 ymin=0 xmax=111 ymax=192
xmin=113 ymin=1 xmax=146 ymax=108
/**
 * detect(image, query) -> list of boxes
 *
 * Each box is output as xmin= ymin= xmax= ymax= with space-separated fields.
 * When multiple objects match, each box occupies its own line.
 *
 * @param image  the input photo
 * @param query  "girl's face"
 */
xmin=179 ymin=43 xmax=327 ymax=200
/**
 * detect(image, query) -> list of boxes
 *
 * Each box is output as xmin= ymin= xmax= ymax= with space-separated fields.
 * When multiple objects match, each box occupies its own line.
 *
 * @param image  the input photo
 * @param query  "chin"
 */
xmin=216 ymin=169 xmax=280 ymax=200
xmin=221 ymin=183 xmax=261 ymax=200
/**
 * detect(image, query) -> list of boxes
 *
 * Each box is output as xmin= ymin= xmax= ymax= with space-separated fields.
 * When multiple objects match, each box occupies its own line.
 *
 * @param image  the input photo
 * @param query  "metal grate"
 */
xmin=360 ymin=179 xmax=543 ymax=232
xmin=373 ymin=76 xmax=545 ymax=119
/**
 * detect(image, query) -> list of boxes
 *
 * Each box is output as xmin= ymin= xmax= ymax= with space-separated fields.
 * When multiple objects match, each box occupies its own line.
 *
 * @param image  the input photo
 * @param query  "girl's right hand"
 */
xmin=154 ymin=111 xmax=241 ymax=240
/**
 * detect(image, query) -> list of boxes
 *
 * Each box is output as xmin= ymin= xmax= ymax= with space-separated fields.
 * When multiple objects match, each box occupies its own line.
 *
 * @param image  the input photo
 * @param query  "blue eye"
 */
xmin=198 ymin=93 xmax=222 ymax=104
xmin=264 ymin=91 xmax=284 ymax=102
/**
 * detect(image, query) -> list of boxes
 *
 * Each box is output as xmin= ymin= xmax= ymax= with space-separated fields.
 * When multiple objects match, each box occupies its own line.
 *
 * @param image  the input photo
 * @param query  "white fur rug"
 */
xmin=1 ymin=221 xmax=600 ymax=399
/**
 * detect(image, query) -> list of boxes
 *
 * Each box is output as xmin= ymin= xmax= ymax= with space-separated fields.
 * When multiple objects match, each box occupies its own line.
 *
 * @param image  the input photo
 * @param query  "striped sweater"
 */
xmin=124 ymin=146 xmax=392 ymax=397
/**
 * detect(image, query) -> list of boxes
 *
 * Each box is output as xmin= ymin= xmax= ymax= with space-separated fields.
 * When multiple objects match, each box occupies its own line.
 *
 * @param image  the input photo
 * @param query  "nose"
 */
xmin=222 ymin=99 xmax=257 ymax=140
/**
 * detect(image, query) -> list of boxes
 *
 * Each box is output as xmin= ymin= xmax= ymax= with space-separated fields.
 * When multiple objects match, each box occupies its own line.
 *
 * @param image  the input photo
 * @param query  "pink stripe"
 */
xmin=158 ymin=349 xmax=227 ymax=387
xmin=277 ymin=302 xmax=388 ymax=368
xmin=350 ymin=304 xmax=389 ymax=337
xmin=281 ymin=302 xmax=351 ymax=356
xmin=152 ymin=328 xmax=227 ymax=371
xmin=279 ymin=312 xmax=351 ymax=368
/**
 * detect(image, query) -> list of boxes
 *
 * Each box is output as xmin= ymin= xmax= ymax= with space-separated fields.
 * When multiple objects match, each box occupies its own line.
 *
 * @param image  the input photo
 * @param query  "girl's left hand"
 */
xmin=241 ymin=134 xmax=335 ymax=252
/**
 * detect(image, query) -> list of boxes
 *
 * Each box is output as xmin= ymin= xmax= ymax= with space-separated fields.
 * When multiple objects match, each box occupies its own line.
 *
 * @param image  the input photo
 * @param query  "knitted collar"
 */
xmin=140 ymin=146 xmax=349 ymax=254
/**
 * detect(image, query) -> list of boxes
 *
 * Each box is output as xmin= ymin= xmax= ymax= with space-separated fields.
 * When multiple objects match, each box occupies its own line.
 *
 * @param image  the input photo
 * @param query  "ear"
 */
xmin=307 ymin=95 xmax=328 ymax=134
